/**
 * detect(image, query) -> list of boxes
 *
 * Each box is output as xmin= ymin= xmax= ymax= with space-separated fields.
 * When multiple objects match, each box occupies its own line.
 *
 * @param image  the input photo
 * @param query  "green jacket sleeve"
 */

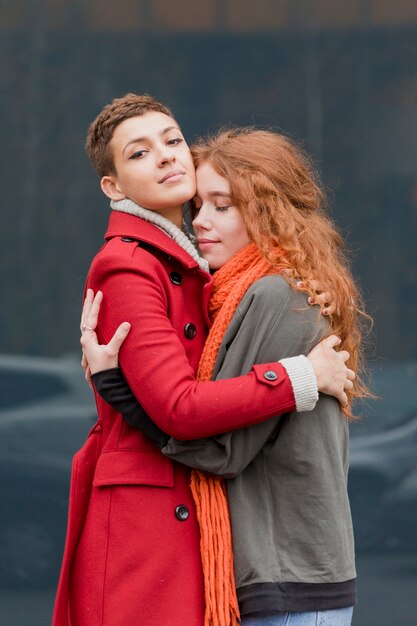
xmin=163 ymin=276 xmax=328 ymax=477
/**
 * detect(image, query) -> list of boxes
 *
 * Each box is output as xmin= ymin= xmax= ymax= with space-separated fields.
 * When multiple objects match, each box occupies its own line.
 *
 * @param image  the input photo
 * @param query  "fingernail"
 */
xmin=308 ymin=297 xmax=315 ymax=304
xmin=323 ymin=309 xmax=329 ymax=316
xmin=297 ymin=281 xmax=304 ymax=288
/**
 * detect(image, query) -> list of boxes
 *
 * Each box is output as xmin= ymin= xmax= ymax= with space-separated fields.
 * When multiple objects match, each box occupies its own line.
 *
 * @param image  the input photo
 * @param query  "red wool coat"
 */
xmin=53 ymin=211 xmax=296 ymax=626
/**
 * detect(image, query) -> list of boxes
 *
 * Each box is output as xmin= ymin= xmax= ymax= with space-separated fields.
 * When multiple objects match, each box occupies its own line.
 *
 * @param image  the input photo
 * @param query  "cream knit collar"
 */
xmin=111 ymin=198 xmax=209 ymax=272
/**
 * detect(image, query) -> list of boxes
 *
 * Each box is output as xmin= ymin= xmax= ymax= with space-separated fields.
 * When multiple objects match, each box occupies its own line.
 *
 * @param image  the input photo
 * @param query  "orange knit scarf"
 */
xmin=190 ymin=242 xmax=290 ymax=626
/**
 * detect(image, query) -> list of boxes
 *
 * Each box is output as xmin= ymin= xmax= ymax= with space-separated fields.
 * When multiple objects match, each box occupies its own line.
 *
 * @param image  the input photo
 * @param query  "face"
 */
xmin=192 ymin=162 xmax=251 ymax=270
xmin=101 ymin=111 xmax=196 ymax=225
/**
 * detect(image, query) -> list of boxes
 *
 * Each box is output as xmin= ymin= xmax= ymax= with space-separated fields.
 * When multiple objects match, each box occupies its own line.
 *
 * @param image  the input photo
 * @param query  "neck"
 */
xmin=156 ymin=205 xmax=183 ymax=229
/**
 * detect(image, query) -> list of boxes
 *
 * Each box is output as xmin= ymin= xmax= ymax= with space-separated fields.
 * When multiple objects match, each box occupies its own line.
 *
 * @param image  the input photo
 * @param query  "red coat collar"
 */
xmin=104 ymin=210 xmax=201 ymax=271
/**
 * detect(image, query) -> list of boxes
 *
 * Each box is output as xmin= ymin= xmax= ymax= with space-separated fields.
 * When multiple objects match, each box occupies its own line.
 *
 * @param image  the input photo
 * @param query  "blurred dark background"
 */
xmin=1 ymin=0 xmax=417 ymax=359
xmin=1 ymin=1 xmax=416 ymax=625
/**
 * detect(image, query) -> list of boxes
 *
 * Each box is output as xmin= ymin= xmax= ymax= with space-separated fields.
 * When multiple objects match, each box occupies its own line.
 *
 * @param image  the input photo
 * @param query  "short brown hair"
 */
xmin=85 ymin=93 xmax=172 ymax=176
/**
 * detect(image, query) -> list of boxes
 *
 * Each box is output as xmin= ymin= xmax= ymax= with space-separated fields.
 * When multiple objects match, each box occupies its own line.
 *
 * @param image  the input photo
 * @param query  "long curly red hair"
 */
xmin=191 ymin=128 xmax=371 ymax=413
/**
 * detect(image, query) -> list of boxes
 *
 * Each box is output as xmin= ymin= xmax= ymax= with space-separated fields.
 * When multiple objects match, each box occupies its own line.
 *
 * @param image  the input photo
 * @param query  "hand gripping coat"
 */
xmin=52 ymin=211 xmax=296 ymax=626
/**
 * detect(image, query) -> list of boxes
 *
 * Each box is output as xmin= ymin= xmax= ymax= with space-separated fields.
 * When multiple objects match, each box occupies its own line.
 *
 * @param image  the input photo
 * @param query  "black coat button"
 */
xmin=169 ymin=272 xmax=183 ymax=285
xmin=264 ymin=370 xmax=278 ymax=381
xmin=184 ymin=323 xmax=197 ymax=339
xmin=175 ymin=505 xmax=189 ymax=521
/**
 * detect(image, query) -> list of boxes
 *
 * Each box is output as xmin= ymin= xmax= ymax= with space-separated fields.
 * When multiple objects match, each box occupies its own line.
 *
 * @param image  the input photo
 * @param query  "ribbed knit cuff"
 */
xmin=279 ymin=355 xmax=319 ymax=413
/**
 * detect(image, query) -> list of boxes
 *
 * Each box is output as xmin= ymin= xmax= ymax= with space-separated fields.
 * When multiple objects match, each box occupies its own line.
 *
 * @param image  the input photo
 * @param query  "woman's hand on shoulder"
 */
xmin=297 ymin=279 xmax=335 ymax=316
xmin=80 ymin=289 xmax=131 ymax=384
xmin=307 ymin=335 xmax=355 ymax=407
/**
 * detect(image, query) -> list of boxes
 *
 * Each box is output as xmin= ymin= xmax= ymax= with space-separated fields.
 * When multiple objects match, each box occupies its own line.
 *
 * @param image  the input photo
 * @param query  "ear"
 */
xmin=100 ymin=175 xmax=126 ymax=201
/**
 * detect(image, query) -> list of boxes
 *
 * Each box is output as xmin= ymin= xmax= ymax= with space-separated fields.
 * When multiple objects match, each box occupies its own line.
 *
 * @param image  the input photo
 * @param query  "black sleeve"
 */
xmin=91 ymin=368 xmax=169 ymax=449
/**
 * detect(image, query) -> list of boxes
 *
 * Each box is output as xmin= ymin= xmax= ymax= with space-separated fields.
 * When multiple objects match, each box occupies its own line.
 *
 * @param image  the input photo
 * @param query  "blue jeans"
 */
xmin=240 ymin=606 xmax=354 ymax=626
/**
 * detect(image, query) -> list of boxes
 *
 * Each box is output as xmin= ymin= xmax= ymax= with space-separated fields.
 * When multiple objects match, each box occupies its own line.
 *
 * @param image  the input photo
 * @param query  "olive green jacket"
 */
xmin=164 ymin=276 xmax=356 ymax=612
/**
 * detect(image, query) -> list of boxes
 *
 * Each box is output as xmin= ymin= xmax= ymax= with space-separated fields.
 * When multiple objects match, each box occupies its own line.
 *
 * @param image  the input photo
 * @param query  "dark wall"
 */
xmin=1 ymin=15 xmax=416 ymax=359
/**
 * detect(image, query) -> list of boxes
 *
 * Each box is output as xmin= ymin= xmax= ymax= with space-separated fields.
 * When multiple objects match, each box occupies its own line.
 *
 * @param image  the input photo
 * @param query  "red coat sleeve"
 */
xmin=87 ymin=250 xmax=296 ymax=440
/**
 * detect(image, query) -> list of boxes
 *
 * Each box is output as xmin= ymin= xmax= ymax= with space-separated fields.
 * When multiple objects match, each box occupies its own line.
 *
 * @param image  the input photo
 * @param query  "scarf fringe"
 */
xmin=191 ymin=471 xmax=240 ymax=626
